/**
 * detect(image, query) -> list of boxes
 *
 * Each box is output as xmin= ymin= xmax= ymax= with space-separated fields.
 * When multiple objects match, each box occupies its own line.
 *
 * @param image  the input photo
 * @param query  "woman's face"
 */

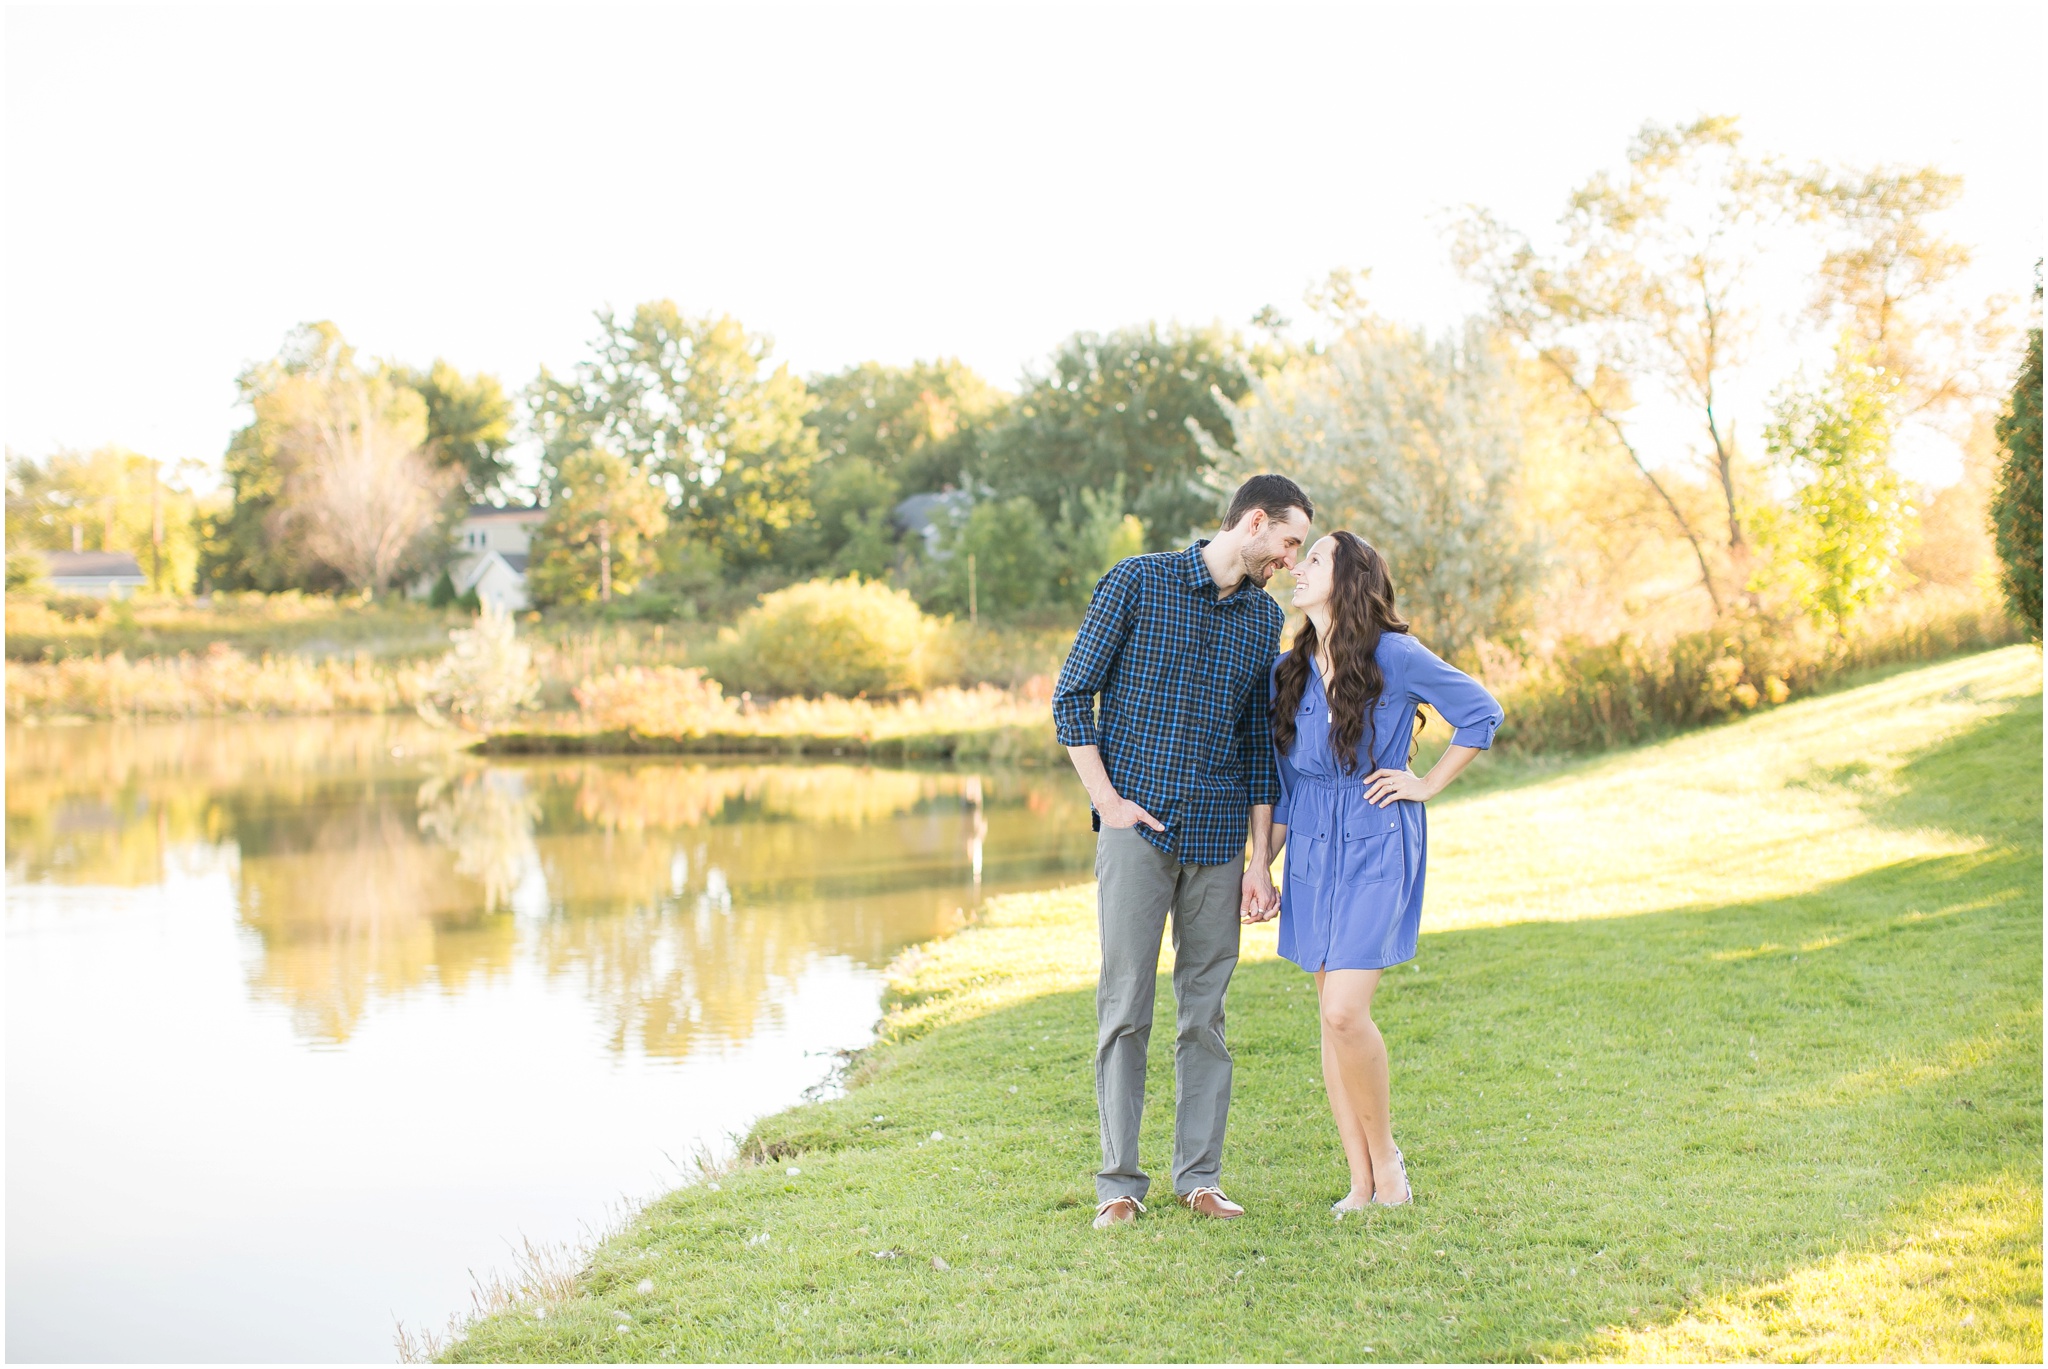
xmin=1291 ymin=536 xmax=1335 ymax=611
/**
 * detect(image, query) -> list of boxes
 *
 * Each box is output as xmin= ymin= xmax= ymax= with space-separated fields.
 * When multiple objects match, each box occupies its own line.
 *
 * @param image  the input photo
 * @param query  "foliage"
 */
xmin=789 ymin=455 xmax=902 ymax=579
xmin=570 ymin=665 xmax=738 ymax=736
xmin=1757 ymin=347 xmax=1912 ymax=629
xmin=806 ymin=358 xmax=1007 ymax=495
xmin=416 ymin=604 xmax=541 ymax=729
xmin=270 ymin=360 xmax=453 ymax=593
xmin=1483 ymin=588 xmax=2024 ymax=753
xmin=526 ymin=302 xmax=819 ymax=564
xmin=448 ymin=651 xmax=2041 ymax=1364
xmin=1990 ymin=323 xmax=2043 ymax=634
xmin=390 ymin=359 xmax=516 ymax=501
xmin=1452 ymin=117 xmax=1779 ymax=608
xmin=979 ymin=322 xmax=1274 ymax=548
xmin=6 ymin=446 xmax=206 ymax=592
xmin=1213 ymin=318 xmax=1542 ymax=657
xmin=1786 ymin=164 xmax=2012 ymax=416
xmin=526 ymin=449 xmax=670 ymax=606
xmin=709 ymin=576 xmax=938 ymax=697
xmin=202 ymin=323 xmax=457 ymax=593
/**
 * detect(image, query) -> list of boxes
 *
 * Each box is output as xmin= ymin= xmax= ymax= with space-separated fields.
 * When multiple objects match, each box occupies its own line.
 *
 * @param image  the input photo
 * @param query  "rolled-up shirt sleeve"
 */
xmin=1052 ymin=560 xmax=1139 ymax=748
xmin=1408 ymin=638 xmax=1504 ymax=749
xmin=1236 ymin=664 xmax=1280 ymax=809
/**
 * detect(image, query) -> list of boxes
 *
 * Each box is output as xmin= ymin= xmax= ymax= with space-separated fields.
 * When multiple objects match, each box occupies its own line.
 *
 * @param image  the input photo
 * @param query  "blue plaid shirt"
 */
xmin=1052 ymin=541 xmax=1285 ymax=865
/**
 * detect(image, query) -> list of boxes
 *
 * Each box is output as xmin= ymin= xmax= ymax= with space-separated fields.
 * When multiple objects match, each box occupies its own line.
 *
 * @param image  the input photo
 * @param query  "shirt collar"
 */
xmin=1183 ymin=540 xmax=1218 ymax=594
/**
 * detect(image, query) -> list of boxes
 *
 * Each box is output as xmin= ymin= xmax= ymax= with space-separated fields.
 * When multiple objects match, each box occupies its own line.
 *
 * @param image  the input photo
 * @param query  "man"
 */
xmin=1052 ymin=473 xmax=1314 ymax=1228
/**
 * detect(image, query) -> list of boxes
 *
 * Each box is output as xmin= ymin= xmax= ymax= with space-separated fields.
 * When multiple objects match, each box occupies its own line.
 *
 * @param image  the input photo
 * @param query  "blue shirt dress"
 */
xmin=1272 ymin=632 xmax=1504 ymax=972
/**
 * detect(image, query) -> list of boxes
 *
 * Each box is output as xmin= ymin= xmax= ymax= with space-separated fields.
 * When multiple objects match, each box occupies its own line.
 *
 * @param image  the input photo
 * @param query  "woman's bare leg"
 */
xmin=1318 ymin=968 xmax=1408 ymax=1203
xmin=1315 ymin=967 xmax=1376 ymax=1206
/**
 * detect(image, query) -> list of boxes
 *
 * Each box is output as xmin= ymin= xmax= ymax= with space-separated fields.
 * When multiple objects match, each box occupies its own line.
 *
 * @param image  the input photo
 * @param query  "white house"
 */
xmin=38 ymin=550 xmax=148 ymax=597
xmin=433 ymin=504 xmax=546 ymax=612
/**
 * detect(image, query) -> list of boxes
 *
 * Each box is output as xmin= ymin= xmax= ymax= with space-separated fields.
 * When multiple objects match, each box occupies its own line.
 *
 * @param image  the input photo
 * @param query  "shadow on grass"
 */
xmin=452 ymin=681 xmax=2040 ymax=1362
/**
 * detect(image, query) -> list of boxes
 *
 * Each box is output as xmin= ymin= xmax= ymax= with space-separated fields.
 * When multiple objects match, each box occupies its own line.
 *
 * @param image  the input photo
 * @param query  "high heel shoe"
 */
xmin=1369 ymin=1146 xmax=1412 ymax=1207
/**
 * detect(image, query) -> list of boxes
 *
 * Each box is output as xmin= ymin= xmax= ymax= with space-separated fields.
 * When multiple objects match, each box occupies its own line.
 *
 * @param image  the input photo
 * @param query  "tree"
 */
xmin=1207 ymin=318 xmax=1543 ymax=658
xmin=6 ymin=446 xmax=206 ymax=592
xmin=1991 ymin=313 xmax=2042 ymax=634
xmin=526 ymin=302 xmax=818 ymax=564
xmin=1453 ymin=117 xmax=1782 ymax=608
xmin=1758 ymin=347 xmax=1912 ymax=631
xmin=267 ymin=361 xmax=455 ymax=594
xmin=204 ymin=322 xmax=458 ymax=593
xmin=980 ymin=323 xmax=1273 ymax=549
xmin=525 ymin=448 xmax=669 ymax=606
xmin=806 ymin=358 xmax=1007 ymax=494
xmin=1787 ymin=164 xmax=2012 ymax=418
xmin=391 ymin=360 xmax=516 ymax=501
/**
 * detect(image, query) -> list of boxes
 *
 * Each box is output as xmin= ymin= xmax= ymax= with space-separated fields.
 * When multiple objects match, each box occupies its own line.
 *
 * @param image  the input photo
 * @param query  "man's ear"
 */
xmin=1242 ymin=508 xmax=1266 ymax=537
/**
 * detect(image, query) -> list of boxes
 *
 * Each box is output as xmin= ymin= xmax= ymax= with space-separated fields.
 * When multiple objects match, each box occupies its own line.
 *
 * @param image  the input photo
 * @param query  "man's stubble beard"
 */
xmin=1240 ymin=546 xmax=1280 ymax=588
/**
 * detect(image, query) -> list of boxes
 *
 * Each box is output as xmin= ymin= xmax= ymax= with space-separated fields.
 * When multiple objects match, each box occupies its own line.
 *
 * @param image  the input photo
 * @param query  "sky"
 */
xmin=3 ymin=1 xmax=2042 ymax=492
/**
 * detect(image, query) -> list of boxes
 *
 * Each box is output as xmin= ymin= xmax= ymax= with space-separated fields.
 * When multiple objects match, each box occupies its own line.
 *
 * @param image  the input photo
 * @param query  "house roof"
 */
xmin=464 ymin=504 xmax=546 ymax=521
xmin=893 ymin=490 xmax=971 ymax=534
xmin=500 ymin=553 xmax=529 ymax=574
xmin=41 ymin=550 xmax=146 ymax=579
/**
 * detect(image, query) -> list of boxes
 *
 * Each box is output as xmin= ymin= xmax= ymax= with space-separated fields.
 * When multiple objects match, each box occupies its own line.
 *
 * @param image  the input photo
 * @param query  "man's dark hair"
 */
xmin=1220 ymin=473 xmax=1313 ymax=531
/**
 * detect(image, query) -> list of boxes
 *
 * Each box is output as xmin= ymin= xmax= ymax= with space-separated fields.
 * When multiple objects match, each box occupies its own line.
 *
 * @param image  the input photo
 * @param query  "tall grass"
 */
xmin=1486 ymin=587 xmax=2025 ymax=753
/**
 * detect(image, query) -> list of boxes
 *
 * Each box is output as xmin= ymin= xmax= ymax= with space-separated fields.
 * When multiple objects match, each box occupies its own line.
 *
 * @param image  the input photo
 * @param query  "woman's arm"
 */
xmin=1361 ymin=640 xmax=1504 ymax=807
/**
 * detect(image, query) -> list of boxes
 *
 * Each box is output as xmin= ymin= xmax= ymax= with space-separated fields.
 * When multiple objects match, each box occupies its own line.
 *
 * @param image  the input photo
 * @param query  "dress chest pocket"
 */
xmin=1340 ymin=816 xmax=1401 ymax=885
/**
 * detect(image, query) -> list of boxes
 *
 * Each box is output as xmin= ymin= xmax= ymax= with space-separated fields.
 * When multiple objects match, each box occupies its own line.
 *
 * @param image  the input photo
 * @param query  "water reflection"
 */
xmin=6 ymin=715 xmax=1096 ymax=1361
xmin=5 ymin=716 xmax=1093 ymax=1055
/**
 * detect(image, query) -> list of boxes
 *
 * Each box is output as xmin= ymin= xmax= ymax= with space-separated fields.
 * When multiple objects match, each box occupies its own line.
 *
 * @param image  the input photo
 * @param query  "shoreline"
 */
xmin=470 ymin=722 xmax=1062 ymax=764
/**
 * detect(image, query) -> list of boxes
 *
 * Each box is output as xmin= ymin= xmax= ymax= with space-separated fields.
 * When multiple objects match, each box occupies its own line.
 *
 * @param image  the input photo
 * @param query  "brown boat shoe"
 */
xmin=1179 ymin=1185 xmax=1245 ymax=1219
xmin=1092 ymin=1196 xmax=1145 ymax=1229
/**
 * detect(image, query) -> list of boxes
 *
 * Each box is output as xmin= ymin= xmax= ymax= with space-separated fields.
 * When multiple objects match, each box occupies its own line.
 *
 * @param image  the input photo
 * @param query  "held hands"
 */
xmin=1240 ymin=865 xmax=1279 ymax=923
xmin=1363 ymin=767 xmax=1434 ymax=808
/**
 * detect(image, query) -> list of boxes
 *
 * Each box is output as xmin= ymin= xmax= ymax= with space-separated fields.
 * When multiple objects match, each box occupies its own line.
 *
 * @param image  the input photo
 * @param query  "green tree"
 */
xmin=527 ymin=303 xmax=818 ymax=564
xmin=526 ymin=448 xmax=669 ymax=606
xmin=6 ymin=446 xmax=205 ymax=592
xmin=1991 ymin=316 xmax=2042 ymax=634
xmin=1759 ymin=347 xmax=1912 ymax=631
xmin=935 ymin=495 xmax=1055 ymax=618
xmin=391 ymin=360 xmax=516 ymax=501
xmin=806 ymin=359 xmax=1008 ymax=493
xmin=980 ymin=323 xmax=1270 ymax=549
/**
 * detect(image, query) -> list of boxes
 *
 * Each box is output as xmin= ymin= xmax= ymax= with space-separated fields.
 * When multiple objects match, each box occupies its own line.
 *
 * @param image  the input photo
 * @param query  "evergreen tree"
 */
xmin=1990 ymin=315 xmax=2042 ymax=634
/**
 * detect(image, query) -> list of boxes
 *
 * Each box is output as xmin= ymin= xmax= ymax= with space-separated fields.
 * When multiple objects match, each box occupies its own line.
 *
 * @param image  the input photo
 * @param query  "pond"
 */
xmin=5 ymin=716 xmax=1095 ymax=1362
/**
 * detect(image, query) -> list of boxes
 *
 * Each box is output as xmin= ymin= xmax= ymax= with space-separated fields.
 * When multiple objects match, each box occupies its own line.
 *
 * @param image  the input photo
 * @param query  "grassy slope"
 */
xmin=449 ymin=647 xmax=2043 ymax=1363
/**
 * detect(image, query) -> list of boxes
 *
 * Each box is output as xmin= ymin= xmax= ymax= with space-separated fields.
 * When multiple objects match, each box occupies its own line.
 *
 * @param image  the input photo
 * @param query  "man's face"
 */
xmin=1239 ymin=506 xmax=1313 ymax=587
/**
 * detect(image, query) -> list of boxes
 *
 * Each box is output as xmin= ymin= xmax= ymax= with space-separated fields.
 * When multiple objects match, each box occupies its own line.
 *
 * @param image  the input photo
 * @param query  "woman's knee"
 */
xmin=1319 ymin=1002 xmax=1376 ymax=1039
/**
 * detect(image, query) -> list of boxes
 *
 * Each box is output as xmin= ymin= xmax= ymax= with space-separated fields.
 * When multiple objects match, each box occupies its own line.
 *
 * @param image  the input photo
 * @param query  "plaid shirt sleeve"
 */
xmin=1051 ymin=559 xmax=1140 ymax=748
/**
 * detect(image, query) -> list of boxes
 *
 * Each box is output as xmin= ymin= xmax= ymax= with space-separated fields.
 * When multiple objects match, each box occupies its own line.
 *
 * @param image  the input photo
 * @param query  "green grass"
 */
xmin=445 ymin=647 xmax=2042 ymax=1363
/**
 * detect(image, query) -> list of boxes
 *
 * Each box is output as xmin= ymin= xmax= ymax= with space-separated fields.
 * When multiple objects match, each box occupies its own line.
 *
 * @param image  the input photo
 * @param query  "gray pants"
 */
xmin=1093 ymin=824 xmax=1243 ymax=1203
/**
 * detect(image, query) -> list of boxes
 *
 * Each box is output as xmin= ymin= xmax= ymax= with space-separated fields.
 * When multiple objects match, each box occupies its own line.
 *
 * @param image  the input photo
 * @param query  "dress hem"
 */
xmin=1280 ymin=948 xmax=1417 ymax=972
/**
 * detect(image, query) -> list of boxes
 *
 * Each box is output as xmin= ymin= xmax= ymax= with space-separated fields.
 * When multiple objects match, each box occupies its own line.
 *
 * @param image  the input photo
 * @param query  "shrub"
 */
xmin=1486 ymin=588 xmax=2024 ymax=753
xmin=416 ymin=604 xmax=541 ymax=729
xmin=710 ymin=576 xmax=938 ymax=697
xmin=572 ymin=665 xmax=737 ymax=735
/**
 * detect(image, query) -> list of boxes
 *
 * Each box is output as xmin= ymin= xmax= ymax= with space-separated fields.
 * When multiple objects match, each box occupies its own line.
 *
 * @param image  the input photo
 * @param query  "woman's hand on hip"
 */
xmin=1362 ymin=767 xmax=1433 ymax=808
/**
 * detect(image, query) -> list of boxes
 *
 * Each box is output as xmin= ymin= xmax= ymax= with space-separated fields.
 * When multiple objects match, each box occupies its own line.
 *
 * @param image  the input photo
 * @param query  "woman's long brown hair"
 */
xmin=1272 ymin=531 xmax=1415 ymax=772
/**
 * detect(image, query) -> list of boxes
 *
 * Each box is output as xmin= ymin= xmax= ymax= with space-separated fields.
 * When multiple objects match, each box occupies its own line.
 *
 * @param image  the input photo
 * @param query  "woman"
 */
xmin=1260 ymin=531 xmax=1502 ymax=1211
